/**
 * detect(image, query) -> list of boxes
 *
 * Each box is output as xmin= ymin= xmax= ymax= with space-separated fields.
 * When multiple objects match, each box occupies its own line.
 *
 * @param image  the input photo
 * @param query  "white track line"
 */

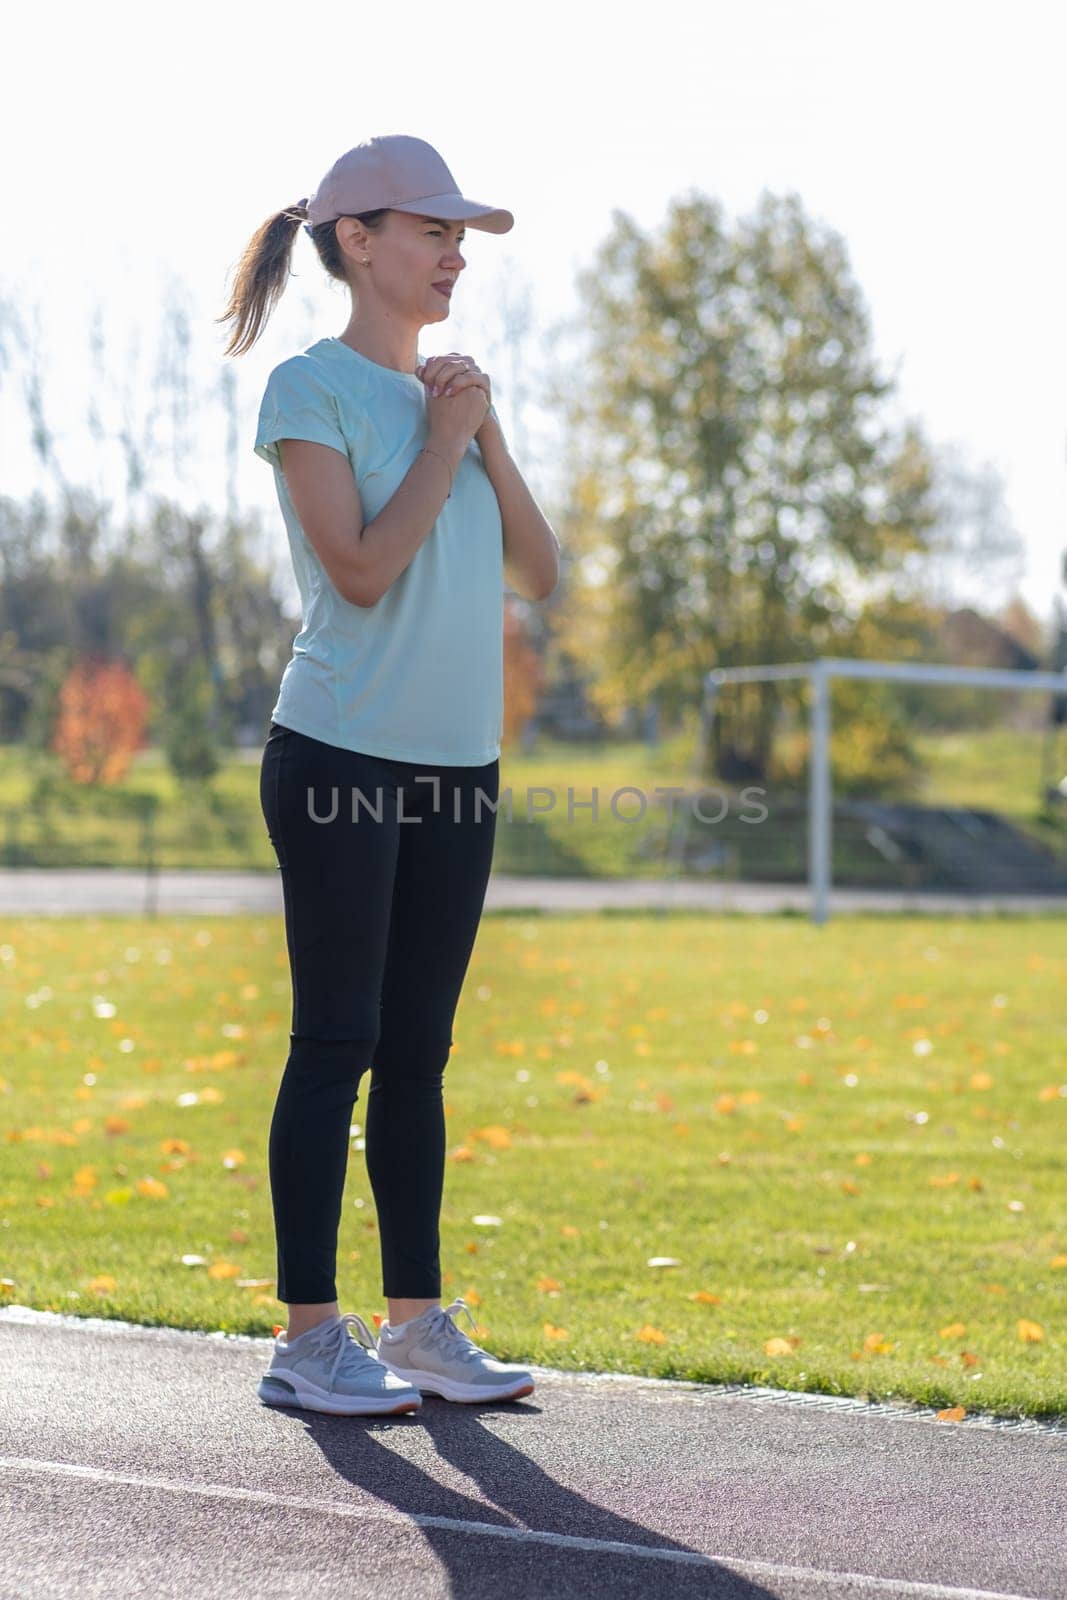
xmin=0 ymin=1456 xmax=1049 ymax=1600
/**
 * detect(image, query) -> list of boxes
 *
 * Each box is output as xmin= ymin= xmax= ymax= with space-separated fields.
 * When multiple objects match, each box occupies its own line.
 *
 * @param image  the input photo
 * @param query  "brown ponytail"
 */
xmin=216 ymin=203 xmax=390 ymax=358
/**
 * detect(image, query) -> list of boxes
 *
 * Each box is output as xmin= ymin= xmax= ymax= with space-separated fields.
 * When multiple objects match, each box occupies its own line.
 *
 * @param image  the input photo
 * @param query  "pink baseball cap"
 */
xmin=302 ymin=134 xmax=514 ymax=234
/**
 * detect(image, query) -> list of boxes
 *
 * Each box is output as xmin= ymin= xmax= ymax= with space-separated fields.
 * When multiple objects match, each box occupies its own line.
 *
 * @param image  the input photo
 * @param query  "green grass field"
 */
xmin=1 ymin=911 xmax=1063 ymax=1421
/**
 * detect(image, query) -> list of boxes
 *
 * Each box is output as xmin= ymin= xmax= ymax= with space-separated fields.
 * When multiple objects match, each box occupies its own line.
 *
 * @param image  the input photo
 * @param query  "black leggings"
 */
xmin=259 ymin=719 xmax=499 ymax=1304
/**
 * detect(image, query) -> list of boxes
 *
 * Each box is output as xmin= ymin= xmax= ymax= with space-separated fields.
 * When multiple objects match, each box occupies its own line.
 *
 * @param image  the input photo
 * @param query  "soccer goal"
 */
xmin=666 ymin=657 xmax=1067 ymax=925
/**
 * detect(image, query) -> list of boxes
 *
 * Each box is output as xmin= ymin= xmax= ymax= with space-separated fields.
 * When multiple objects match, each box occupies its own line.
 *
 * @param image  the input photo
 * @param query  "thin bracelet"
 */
xmin=418 ymin=445 xmax=453 ymax=499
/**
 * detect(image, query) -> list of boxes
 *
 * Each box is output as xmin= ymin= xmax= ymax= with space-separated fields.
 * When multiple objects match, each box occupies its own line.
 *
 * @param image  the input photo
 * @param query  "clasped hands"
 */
xmin=415 ymin=352 xmax=496 ymax=443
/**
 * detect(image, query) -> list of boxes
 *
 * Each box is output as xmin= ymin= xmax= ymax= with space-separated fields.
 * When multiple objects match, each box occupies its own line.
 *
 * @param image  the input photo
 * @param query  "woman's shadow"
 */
xmin=279 ymin=1385 xmax=778 ymax=1599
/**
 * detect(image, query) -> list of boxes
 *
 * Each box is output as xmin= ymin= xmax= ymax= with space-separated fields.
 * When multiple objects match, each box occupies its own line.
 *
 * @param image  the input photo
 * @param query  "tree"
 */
xmin=997 ymin=594 xmax=1047 ymax=660
xmin=917 ymin=442 xmax=1026 ymax=612
xmin=52 ymin=656 xmax=149 ymax=783
xmin=502 ymin=596 xmax=544 ymax=747
xmin=546 ymin=188 xmax=942 ymax=783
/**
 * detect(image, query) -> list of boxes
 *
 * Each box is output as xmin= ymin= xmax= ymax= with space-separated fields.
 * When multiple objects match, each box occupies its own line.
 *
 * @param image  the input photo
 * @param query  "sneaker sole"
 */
xmin=378 ymin=1362 xmax=535 ymax=1404
xmin=257 ymin=1371 xmax=422 ymax=1416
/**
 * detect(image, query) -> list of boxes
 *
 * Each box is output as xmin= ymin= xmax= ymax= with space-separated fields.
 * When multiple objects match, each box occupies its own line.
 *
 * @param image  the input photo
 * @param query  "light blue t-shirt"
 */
xmin=254 ymin=335 xmax=504 ymax=765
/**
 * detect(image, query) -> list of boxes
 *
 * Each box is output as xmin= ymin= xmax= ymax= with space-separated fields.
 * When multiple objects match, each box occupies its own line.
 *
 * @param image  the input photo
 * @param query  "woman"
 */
xmin=218 ymin=134 xmax=560 ymax=1416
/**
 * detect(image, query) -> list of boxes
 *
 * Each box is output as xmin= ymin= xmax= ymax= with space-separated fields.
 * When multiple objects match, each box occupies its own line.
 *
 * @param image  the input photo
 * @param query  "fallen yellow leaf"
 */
xmin=208 ymin=1260 xmax=241 ymax=1280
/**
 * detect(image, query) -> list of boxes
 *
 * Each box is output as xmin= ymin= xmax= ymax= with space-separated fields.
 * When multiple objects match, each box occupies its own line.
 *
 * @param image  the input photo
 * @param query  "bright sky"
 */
xmin=2 ymin=0 xmax=1064 ymax=624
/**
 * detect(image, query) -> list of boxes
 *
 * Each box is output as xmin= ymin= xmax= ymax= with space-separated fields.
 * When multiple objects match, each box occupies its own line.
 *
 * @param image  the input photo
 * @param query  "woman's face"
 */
xmin=344 ymin=211 xmax=467 ymax=325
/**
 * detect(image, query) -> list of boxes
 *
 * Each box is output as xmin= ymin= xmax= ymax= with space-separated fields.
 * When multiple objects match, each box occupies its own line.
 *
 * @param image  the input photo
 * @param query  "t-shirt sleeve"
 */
xmin=254 ymin=360 xmax=349 ymax=469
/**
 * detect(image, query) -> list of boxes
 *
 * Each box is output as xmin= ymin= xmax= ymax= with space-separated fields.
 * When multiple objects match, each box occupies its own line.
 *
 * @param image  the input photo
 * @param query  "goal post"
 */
xmin=672 ymin=657 xmax=1067 ymax=925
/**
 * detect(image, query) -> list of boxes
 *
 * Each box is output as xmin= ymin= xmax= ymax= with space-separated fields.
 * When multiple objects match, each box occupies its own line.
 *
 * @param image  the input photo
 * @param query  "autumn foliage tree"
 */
xmin=51 ymin=656 xmax=150 ymax=783
xmin=502 ymin=596 xmax=544 ymax=747
xmin=548 ymin=189 xmax=951 ymax=784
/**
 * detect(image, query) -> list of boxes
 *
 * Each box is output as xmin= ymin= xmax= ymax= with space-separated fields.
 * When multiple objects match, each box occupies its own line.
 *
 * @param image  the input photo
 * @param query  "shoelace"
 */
xmin=297 ymin=1311 xmax=382 ymax=1393
xmin=418 ymin=1297 xmax=486 ymax=1364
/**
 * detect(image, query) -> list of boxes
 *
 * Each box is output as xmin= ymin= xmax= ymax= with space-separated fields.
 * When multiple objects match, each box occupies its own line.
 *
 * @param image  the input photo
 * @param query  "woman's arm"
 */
xmin=477 ymin=418 xmax=560 ymax=602
xmin=278 ymin=433 xmax=462 ymax=607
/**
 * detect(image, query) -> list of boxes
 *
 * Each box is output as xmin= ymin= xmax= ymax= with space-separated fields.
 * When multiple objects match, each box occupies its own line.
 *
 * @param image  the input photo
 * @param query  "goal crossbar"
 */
xmin=689 ymin=657 xmax=1067 ymax=924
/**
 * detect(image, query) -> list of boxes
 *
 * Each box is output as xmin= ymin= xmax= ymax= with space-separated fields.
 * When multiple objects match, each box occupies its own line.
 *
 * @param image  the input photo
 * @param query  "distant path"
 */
xmin=1 ymin=868 xmax=1066 ymax=917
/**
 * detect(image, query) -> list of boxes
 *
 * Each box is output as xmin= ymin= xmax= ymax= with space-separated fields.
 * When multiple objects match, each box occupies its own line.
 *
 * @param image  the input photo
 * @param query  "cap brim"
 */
xmin=389 ymin=193 xmax=514 ymax=234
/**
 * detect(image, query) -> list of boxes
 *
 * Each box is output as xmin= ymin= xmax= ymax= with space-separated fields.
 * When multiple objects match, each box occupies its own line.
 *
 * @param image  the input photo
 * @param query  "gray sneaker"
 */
xmin=376 ymin=1296 xmax=535 ymax=1403
xmin=257 ymin=1311 xmax=423 ymax=1416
